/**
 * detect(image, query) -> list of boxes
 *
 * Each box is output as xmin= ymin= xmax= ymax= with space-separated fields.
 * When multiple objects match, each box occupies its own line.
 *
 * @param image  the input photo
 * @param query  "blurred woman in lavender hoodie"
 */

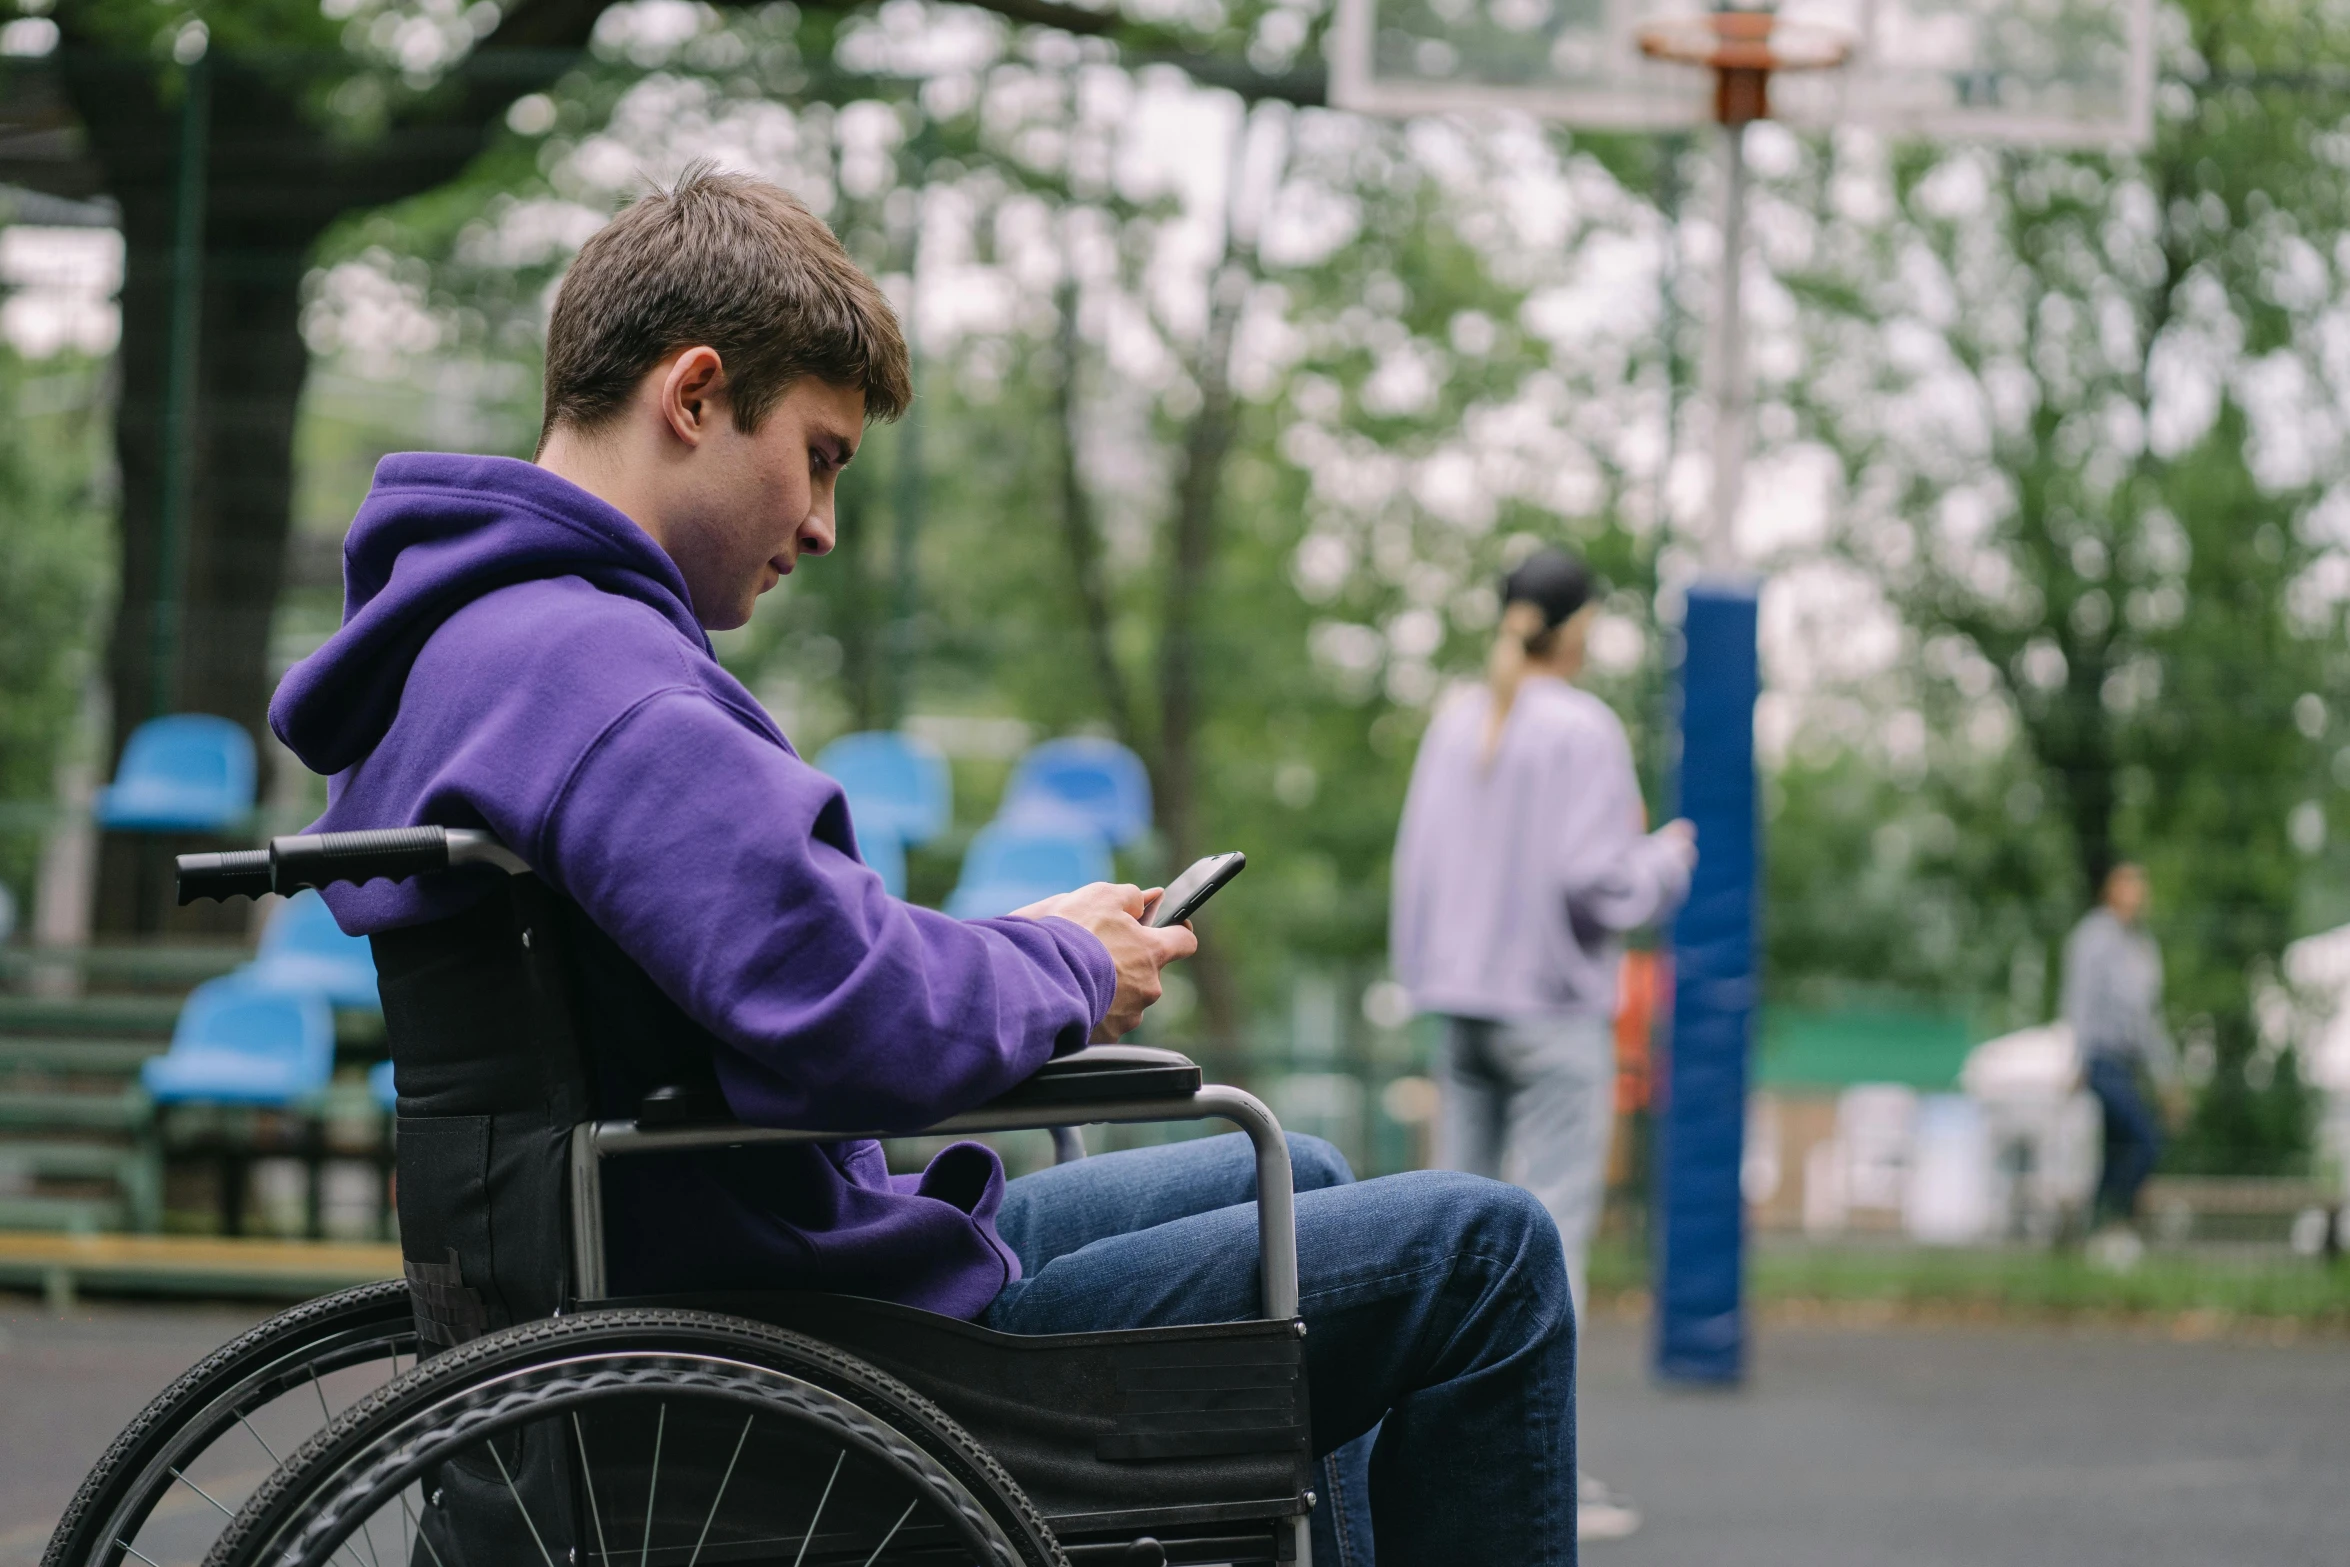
xmin=1390 ymin=548 xmax=1695 ymax=1537
xmin=1392 ymin=548 xmax=1694 ymax=1308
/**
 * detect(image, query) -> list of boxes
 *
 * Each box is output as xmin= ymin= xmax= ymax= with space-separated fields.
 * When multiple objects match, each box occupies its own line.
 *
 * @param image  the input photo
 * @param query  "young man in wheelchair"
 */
xmin=270 ymin=166 xmax=1578 ymax=1565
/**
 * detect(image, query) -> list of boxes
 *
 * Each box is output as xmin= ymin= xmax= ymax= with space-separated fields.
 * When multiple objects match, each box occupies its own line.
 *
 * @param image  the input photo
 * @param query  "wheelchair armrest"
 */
xmin=634 ymin=1046 xmax=1202 ymax=1131
xmin=982 ymin=1044 xmax=1202 ymax=1107
xmin=636 ymin=1080 xmax=736 ymax=1130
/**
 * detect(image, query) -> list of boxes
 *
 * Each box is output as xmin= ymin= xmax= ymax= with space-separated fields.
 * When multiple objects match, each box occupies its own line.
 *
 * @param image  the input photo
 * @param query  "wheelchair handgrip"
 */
xmin=176 ymin=826 xmax=469 ymax=903
xmin=269 ymin=828 xmax=453 ymax=893
xmin=174 ymin=850 xmax=274 ymax=904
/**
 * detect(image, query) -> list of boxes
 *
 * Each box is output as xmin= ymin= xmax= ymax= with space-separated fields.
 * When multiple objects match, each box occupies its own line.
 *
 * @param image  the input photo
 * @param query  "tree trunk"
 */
xmin=50 ymin=42 xmax=581 ymax=934
xmin=1157 ymin=257 xmax=1251 ymax=1041
xmin=1054 ymin=278 xmax=1137 ymax=746
xmin=54 ymin=54 xmax=321 ymax=934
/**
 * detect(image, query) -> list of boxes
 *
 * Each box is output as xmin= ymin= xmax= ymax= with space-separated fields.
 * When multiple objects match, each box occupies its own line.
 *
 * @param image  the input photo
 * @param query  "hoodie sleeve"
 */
xmin=1549 ymin=709 xmax=1693 ymax=937
xmin=534 ymin=688 xmax=1116 ymax=1132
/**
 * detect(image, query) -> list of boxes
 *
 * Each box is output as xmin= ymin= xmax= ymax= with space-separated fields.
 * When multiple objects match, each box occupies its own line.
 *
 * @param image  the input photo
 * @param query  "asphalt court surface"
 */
xmin=1578 ymin=1308 xmax=2350 ymax=1566
xmin=4 ymin=1293 xmax=2346 ymax=1565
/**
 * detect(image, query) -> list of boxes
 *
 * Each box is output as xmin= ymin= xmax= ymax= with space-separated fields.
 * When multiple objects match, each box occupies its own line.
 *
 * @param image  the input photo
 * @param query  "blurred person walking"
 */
xmin=1390 ymin=546 xmax=1696 ymax=1544
xmin=2062 ymin=861 xmax=2174 ymax=1265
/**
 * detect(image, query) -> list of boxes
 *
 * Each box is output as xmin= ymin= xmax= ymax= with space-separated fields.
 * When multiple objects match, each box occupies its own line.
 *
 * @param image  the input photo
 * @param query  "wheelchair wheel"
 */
xmin=203 ymin=1307 xmax=1065 ymax=1567
xmin=43 ymin=1279 xmax=421 ymax=1567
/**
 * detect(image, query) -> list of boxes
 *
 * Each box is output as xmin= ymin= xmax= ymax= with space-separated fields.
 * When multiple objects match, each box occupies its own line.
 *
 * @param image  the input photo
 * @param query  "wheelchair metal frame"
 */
xmin=568 ymin=1088 xmax=1301 ymax=1318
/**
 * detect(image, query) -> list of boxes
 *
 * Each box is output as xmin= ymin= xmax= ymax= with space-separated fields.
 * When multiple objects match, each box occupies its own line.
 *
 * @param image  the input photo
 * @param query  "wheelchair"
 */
xmin=47 ymin=828 xmax=1315 ymax=1567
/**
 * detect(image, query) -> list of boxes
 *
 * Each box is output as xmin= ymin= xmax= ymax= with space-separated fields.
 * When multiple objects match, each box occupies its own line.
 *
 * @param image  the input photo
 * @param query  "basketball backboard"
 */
xmin=1328 ymin=0 xmax=2155 ymax=148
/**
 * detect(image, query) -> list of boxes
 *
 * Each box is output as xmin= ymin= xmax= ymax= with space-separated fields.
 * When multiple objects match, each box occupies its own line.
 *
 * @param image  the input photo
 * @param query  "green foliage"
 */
xmin=1757 ymin=1 xmax=2350 ymax=1171
xmin=55 ymin=0 xmax=2346 ymax=1172
xmin=0 ymin=350 xmax=113 ymax=909
xmin=287 ymin=15 xmax=1680 ymax=1035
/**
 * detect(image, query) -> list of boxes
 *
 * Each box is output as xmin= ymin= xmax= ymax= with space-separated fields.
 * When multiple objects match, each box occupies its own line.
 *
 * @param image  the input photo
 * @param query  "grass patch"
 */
xmin=1590 ymin=1238 xmax=2350 ymax=1328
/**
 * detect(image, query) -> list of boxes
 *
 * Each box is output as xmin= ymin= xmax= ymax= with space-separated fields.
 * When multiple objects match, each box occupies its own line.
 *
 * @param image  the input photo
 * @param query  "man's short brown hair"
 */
xmin=539 ymin=165 xmax=911 ymax=447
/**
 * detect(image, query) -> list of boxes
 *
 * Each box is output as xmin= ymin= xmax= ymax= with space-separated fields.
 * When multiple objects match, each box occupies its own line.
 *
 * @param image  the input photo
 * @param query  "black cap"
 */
xmin=1501 ymin=547 xmax=1597 ymax=631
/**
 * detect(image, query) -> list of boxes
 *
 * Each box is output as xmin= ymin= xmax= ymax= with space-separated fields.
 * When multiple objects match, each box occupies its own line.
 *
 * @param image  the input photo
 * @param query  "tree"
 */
xmin=15 ymin=0 xmax=1178 ymax=931
xmin=1759 ymin=0 xmax=2350 ymax=1167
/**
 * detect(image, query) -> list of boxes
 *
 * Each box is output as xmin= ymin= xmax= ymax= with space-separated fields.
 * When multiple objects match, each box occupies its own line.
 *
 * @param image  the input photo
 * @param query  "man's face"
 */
xmin=2105 ymin=864 xmax=2148 ymax=924
xmin=668 ymin=375 xmax=864 ymax=630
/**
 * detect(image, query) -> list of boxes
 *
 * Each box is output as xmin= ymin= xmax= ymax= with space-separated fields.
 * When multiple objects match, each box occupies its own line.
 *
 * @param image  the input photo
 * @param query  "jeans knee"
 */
xmin=1480 ymin=1180 xmax=1565 ymax=1269
xmin=1287 ymin=1133 xmax=1356 ymax=1190
xmin=1394 ymin=1172 xmax=1564 ymax=1271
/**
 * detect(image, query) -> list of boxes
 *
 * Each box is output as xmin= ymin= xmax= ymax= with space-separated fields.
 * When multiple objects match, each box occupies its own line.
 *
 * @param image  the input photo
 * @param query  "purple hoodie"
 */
xmin=271 ymin=453 xmax=1117 ymax=1319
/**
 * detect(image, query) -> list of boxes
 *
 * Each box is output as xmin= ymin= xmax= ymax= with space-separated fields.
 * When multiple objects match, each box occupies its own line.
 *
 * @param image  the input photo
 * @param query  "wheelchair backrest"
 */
xmin=371 ymin=875 xmax=591 ymax=1348
xmin=376 ymin=872 xmax=742 ymax=1332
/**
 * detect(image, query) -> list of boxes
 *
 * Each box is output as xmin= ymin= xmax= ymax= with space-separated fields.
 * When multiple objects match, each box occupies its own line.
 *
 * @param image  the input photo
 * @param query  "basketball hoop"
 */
xmin=1634 ymin=11 xmax=1855 ymax=126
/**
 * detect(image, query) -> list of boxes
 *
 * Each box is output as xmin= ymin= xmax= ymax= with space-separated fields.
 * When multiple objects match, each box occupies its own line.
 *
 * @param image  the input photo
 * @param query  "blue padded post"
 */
xmin=1655 ymin=582 xmax=1759 ymax=1385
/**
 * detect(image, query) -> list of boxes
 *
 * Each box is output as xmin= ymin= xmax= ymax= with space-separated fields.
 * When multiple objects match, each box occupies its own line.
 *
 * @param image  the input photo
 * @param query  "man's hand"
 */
xmin=1657 ymin=818 xmax=1698 ymax=869
xmin=1013 ymin=882 xmax=1199 ymax=1042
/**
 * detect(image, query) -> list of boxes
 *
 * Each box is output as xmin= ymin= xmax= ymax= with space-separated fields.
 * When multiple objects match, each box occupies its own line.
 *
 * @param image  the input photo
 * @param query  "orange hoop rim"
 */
xmin=1634 ymin=12 xmax=1855 ymax=75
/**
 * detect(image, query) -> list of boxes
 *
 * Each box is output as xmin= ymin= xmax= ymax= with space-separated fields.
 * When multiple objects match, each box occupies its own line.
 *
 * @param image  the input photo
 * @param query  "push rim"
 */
xmin=214 ymin=1353 xmax=1034 ymax=1567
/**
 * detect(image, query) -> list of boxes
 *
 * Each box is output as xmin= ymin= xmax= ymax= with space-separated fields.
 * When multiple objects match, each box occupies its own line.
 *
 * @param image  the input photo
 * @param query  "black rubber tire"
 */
xmin=201 ymin=1307 xmax=1066 ymax=1567
xmin=42 ymin=1278 xmax=420 ymax=1567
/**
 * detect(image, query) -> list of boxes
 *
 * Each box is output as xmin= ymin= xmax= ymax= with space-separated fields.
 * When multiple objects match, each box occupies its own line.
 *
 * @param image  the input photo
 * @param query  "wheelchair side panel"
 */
xmin=616 ymin=1291 xmax=1315 ymax=1547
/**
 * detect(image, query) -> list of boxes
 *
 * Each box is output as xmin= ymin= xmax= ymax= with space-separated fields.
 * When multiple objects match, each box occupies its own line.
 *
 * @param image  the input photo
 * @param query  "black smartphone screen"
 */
xmin=1148 ymin=852 xmax=1246 ymax=928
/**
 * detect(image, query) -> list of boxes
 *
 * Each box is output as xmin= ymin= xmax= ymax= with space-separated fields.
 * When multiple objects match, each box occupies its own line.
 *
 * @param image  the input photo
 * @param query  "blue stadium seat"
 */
xmin=369 ymin=1058 xmax=398 ymax=1113
xmin=95 ymin=714 xmax=257 ymax=833
xmin=141 ymin=976 xmax=335 ymax=1107
xmin=815 ymin=731 xmax=953 ymax=845
xmin=944 ymin=821 xmax=1116 ymax=919
xmin=245 ymin=890 xmax=381 ymax=1010
xmin=855 ymin=824 xmax=909 ymax=899
xmin=1000 ymin=736 xmax=1152 ymax=848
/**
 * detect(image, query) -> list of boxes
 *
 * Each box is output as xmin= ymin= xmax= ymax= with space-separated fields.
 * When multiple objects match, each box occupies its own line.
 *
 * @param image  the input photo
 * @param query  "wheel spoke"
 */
xmin=574 ymin=1412 xmax=614 ymax=1567
xmin=401 ymin=1489 xmax=447 ymax=1567
xmin=639 ymin=1402 xmax=666 ymax=1567
xmin=169 ymin=1465 xmax=237 ymax=1519
xmin=858 ymin=1500 xmax=920 ymax=1567
xmin=116 ymin=1539 xmax=162 ymax=1567
xmin=488 ymin=1440 xmax=561 ymax=1567
xmin=789 ymin=1452 xmax=845 ymax=1567
xmin=239 ymin=1411 xmax=284 ymax=1466
xmin=684 ymin=1416 xmax=755 ymax=1567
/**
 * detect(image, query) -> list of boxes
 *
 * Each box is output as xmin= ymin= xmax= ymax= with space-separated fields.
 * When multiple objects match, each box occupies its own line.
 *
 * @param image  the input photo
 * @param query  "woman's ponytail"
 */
xmin=1482 ymin=547 xmax=1596 ymax=765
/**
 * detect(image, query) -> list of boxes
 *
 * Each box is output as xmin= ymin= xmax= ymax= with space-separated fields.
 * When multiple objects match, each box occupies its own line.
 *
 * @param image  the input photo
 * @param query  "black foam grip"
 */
xmin=270 ymin=828 xmax=451 ymax=894
xmin=175 ymin=850 xmax=274 ymax=905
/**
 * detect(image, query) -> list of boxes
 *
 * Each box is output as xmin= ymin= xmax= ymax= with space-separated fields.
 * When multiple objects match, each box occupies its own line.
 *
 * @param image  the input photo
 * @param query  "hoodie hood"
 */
xmin=271 ymin=453 xmax=709 ymax=775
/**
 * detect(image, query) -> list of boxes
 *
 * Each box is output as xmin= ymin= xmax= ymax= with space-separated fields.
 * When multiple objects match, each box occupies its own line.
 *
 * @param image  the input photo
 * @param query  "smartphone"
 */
xmin=1147 ymin=852 xmax=1247 ymax=928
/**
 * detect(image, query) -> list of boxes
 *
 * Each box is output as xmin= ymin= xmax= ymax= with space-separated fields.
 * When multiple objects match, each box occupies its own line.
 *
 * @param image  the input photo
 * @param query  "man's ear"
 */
xmin=657 ymin=346 xmax=728 ymax=448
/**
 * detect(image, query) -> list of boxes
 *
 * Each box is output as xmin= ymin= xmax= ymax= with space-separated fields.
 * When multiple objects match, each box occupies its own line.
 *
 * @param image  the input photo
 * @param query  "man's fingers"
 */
xmin=1151 ymin=923 xmax=1200 ymax=962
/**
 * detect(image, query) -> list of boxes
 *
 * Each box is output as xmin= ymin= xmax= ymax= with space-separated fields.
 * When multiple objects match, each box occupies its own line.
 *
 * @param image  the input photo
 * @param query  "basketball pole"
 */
xmin=1654 ymin=109 xmax=1762 ymax=1387
xmin=1703 ymin=120 xmax=1749 ymax=578
xmin=1641 ymin=13 xmax=1852 ymax=1386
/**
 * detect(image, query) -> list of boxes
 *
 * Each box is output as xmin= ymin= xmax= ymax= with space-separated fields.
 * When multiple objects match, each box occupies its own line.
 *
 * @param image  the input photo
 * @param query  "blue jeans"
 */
xmin=984 ymin=1133 xmax=1577 ymax=1566
xmin=2086 ymin=1056 xmax=2161 ymax=1220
